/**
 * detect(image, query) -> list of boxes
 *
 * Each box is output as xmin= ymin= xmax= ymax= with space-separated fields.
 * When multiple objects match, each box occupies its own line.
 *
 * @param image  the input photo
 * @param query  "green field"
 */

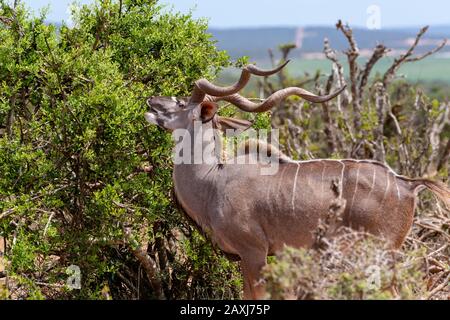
xmin=289 ymin=57 xmax=450 ymax=83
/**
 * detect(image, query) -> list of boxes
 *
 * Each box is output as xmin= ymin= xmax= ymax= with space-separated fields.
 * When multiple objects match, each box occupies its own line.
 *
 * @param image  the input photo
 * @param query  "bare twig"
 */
xmin=373 ymin=83 xmax=387 ymax=162
xmin=427 ymin=103 xmax=450 ymax=176
xmin=323 ymin=38 xmax=348 ymax=104
xmin=383 ymin=27 xmax=447 ymax=87
xmin=359 ymin=44 xmax=389 ymax=95
xmin=405 ymin=39 xmax=447 ymax=63
xmin=437 ymin=138 xmax=450 ymax=172
xmin=336 ymin=20 xmax=361 ymax=129
xmin=415 ymin=222 xmax=450 ymax=240
xmin=426 ymin=273 xmax=450 ymax=299
xmin=43 ymin=212 xmax=55 ymax=237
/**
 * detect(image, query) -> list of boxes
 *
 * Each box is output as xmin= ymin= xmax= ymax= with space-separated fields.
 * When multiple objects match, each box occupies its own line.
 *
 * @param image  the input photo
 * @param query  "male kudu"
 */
xmin=144 ymin=62 xmax=450 ymax=300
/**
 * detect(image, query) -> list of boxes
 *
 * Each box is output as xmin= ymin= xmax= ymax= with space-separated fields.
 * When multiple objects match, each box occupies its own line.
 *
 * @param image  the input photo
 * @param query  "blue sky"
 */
xmin=23 ymin=0 xmax=450 ymax=28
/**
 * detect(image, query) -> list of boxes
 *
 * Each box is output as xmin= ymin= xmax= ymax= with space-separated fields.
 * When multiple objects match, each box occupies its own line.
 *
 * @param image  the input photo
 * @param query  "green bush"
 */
xmin=0 ymin=0 xmax=241 ymax=299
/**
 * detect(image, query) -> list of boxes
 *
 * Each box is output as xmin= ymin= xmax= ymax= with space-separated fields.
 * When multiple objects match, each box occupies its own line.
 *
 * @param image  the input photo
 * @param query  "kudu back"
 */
xmin=144 ymin=61 xmax=450 ymax=300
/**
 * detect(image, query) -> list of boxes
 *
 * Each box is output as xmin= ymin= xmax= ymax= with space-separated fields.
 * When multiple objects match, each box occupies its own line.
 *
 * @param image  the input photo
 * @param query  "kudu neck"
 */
xmin=173 ymin=120 xmax=221 ymax=167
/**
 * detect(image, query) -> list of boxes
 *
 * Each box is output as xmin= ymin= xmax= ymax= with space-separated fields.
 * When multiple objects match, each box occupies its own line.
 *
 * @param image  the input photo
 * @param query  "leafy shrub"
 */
xmin=0 ymin=0 xmax=240 ymax=299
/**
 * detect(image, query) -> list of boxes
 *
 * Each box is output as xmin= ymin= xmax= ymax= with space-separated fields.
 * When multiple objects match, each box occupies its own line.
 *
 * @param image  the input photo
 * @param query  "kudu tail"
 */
xmin=412 ymin=178 xmax=450 ymax=210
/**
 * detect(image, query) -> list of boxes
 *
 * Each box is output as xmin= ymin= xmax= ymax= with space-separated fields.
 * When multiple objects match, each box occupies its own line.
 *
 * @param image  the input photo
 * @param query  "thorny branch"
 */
xmin=383 ymin=26 xmax=447 ymax=87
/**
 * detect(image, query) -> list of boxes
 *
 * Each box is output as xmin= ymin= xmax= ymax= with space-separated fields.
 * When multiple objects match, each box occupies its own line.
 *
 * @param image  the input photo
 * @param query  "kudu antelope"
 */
xmin=144 ymin=62 xmax=450 ymax=300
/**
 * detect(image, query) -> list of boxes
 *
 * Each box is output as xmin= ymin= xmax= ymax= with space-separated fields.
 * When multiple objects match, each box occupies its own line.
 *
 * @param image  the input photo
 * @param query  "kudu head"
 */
xmin=145 ymin=61 xmax=346 ymax=134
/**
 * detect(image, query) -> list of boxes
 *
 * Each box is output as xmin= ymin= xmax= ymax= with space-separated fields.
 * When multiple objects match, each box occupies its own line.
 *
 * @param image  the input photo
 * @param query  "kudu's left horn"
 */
xmin=189 ymin=60 xmax=291 ymax=104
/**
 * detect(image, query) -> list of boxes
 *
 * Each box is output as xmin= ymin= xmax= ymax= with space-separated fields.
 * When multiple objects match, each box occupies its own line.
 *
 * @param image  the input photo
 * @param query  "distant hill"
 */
xmin=208 ymin=26 xmax=450 ymax=61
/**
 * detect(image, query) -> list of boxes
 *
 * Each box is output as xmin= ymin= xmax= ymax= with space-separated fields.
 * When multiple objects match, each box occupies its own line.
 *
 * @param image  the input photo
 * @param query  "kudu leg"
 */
xmin=241 ymin=252 xmax=267 ymax=300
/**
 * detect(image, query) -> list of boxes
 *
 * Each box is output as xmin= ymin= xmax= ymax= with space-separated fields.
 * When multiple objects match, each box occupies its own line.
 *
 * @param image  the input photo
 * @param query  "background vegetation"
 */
xmin=0 ymin=0 xmax=448 ymax=300
xmin=259 ymin=23 xmax=449 ymax=300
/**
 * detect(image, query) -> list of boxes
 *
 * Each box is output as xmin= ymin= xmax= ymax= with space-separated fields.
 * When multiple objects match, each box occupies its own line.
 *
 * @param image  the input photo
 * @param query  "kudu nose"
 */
xmin=146 ymin=96 xmax=162 ymax=114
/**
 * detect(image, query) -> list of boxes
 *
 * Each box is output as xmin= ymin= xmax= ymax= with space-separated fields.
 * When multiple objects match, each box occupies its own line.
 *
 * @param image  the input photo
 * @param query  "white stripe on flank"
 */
xmin=291 ymin=163 xmax=301 ymax=213
xmin=276 ymin=165 xmax=289 ymax=195
xmin=381 ymin=172 xmax=391 ymax=205
xmin=349 ymin=165 xmax=361 ymax=212
xmin=270 ymin=165 xmax=288 ymax=214
xmin=365 ymin=167 xmax=377 ymax=210
xmin=394 ymin=177 xmax=401 ymax=200
xmin=320 ymin=161 xmax=326 ymax=198
xmin=338 ymin=160 xmax=346 ymax=198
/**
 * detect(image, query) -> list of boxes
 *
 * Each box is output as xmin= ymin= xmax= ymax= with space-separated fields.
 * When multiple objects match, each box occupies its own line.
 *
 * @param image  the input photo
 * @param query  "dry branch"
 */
xmin=336 ymin=20 xmax=362 ymax=130
xmin=123 ymin=227 xmax=165 ymax=300
xmin=383 ymin=26 xmax=447 ymax=87
xmin=359 ymin=44 xmax=389 ymax=95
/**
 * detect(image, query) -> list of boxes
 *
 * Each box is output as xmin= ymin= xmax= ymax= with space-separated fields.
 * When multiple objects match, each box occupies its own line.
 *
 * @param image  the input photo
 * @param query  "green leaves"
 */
xmin=0 ymin=0 xmax=237 ymax=299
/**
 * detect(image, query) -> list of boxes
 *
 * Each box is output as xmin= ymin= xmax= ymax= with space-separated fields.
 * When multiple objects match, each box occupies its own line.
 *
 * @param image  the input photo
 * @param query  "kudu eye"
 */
xmin=146 ymin=96 xmax=155 ymax=107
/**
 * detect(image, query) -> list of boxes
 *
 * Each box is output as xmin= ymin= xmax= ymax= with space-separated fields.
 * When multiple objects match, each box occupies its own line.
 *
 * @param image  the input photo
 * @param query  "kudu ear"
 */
xmin=199 ymin=101 xmax=218 ymax=122
xmin=215 ymin=116 xmax=253 ymax=136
